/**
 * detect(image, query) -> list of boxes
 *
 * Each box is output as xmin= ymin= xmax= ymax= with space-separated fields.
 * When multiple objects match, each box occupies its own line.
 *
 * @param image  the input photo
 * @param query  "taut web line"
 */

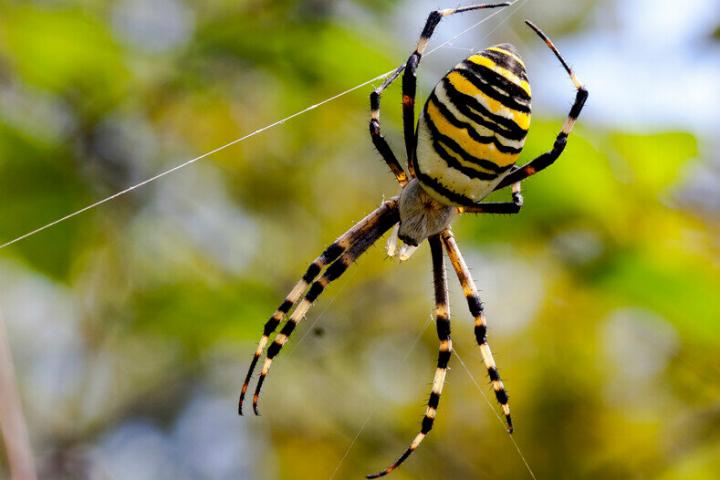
xmin=0 ymin=0 xmax=520 ymax=250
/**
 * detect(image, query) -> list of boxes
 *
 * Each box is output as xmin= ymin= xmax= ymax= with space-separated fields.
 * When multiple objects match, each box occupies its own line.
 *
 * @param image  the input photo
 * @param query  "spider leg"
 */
xmin=239 ymin=198 xmax=399 ymax=415
xmin=367 ymin=235 xmax=450 ymax=479
xmin=250 ymin=199 xmax=400 ymax=415
xmin=493 ymin=20 xmax=588 ymax=191
xmin=461 ymin=181 xmax=524 ymax=214
xmin=370 ymin=86 xmax=408 ymax=186
xmin=441 ymin=229 xmax=513 ymax=433
xmin=370 ymin=3 xmax=510 ymax=179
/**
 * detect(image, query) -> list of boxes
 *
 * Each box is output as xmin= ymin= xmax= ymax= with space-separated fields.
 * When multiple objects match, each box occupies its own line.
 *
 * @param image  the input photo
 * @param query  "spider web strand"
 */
xmin=0 ymin=74 xmax=389 ymax=250
xmin=453 ymin=346 xmax=537 ymax=480
xmin=0 ymin=0 xmax=522 ymax=251
xmin=329 ymin=315 xmax=434 ymax=479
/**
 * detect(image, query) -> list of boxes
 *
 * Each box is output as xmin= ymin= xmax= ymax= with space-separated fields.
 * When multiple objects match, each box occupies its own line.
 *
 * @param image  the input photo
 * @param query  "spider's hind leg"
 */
xmin=239 ymin=198 xmax=400 ymax=415
xmin=493 ymin=20 xmax=588 ymax=191
xmin=461 ymin=181 xmax=524 ymax=214
xmin=370 ymin=2 xmax=510 ymax=181
xmin=400 ymin=3 xmax=510 ymax=169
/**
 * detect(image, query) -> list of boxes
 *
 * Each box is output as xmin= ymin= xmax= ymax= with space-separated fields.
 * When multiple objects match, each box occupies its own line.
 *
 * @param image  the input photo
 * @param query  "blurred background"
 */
xmin=0 ymin=0 xmax=718 ymax=478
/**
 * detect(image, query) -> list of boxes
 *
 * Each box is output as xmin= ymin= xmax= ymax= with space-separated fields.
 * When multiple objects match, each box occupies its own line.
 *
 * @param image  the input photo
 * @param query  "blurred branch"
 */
xmin=0 ymin=307 xmax=37 ymax=480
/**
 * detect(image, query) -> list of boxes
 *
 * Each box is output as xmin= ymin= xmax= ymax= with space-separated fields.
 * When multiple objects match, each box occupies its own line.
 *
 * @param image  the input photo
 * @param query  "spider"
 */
xmin=239 ymin=3 xmax=588 ymax=477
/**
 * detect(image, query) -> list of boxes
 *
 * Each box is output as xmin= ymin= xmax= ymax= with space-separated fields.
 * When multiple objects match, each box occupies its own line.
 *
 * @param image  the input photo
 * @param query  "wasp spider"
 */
xmin=239 ymin=3 xmax=588 ymax=477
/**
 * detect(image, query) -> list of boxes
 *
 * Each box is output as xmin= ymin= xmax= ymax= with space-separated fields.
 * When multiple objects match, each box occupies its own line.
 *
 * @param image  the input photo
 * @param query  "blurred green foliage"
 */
xmin=0 ymin=1 xmax=718 ymax=479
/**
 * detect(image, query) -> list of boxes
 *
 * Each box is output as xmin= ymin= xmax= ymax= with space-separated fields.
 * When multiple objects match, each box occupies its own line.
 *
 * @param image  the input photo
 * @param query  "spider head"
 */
xmin=397 ymin=179 xmax=456 ymax=247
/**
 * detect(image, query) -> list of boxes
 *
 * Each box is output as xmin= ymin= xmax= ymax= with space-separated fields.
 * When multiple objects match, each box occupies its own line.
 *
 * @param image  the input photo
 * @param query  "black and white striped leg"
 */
xmin=251 ymin=200 xmax=400 ymax=415
xmin=367 ymin=235 xmax=450 ymax=479
xmin=402 ymin=3 xmax=510 ymax=171
xmin=370 ymin=3 xmax=510 ymax=178
xmin=370 ymin=88 xmax=408 ymax=186
xmin=239 ymin=250 xmax=338 ymax=415
xmin=494 ymin=20 xmax=588 ymax=191
xmin=441 ymin=229 xmax=513 ymax=433
xmin=461 ymin=182 xmax=524 ymax=214
xmin=239 ymin=198 xmax=400 ymax=415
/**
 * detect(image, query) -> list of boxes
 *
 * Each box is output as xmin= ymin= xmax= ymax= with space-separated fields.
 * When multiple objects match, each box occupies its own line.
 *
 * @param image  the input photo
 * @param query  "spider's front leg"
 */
xmin=239 ymin=198 xmax=399 ymax=416
xmin=367 ymin=235 xmax=451 ymax=478
xmin=442 ymin=229 xmax=514 ymax=432
xmin=239 ymin=205 xmax=389 ymax=414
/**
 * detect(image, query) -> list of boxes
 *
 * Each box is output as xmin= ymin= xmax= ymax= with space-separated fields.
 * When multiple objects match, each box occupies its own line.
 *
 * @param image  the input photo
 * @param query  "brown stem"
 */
xmin=0 ymin=307 xmax=38 ymax=480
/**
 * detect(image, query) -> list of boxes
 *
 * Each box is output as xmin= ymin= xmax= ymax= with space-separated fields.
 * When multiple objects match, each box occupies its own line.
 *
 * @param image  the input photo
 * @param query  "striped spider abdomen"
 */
xmin=240 ymin=4 xmax=589 ymax=476
xmin=415 ymin=43 xmax=532 ymax=206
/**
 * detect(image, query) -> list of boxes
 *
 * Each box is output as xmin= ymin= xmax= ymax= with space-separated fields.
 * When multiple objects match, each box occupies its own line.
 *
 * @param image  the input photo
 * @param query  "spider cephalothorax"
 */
xmin=397 ymin=178 xmax=456 ymax=247
xmin=239 ymin=3 xmax=587 ymax=478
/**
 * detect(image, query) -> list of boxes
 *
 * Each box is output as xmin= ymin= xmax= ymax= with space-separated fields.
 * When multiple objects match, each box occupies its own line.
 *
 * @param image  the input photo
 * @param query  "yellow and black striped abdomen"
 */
xmin=415 ymin=44 xmax=531 ymax=206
